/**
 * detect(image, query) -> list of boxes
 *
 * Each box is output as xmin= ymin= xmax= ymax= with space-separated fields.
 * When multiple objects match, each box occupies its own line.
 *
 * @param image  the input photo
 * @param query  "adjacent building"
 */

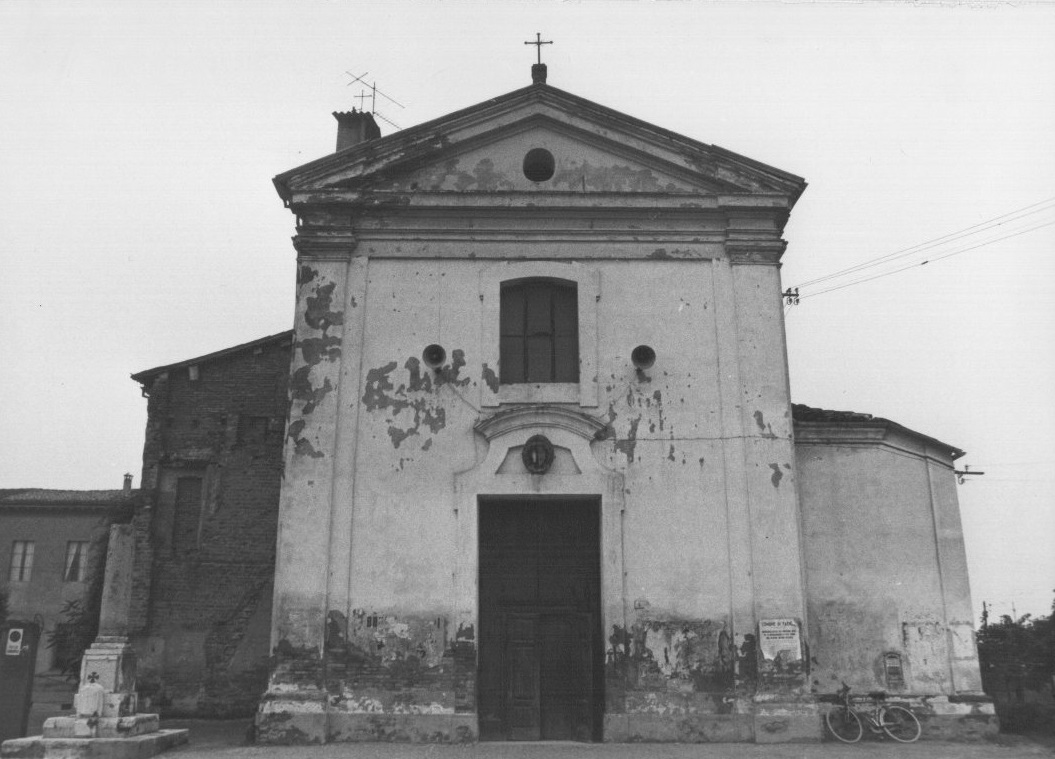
xmin=1 ymin=485 xmax=134 ymax=673
xmin=127 ymin=332 xmax=291 ymax=717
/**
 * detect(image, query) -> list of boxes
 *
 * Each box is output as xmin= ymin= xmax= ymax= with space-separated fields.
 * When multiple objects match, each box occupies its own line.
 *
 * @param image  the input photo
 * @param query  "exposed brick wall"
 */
xmin=133 ymin=336 xmax=292 ymax=717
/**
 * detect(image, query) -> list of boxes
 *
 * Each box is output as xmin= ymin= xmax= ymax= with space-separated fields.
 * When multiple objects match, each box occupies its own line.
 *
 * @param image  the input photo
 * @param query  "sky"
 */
xmin=1 ymin=0 xmax=1053 ymax=619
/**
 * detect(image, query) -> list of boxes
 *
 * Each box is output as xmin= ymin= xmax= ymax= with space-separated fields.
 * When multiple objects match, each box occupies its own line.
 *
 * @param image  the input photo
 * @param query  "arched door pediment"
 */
xmin=467 ymin=405 xmax=611 ymax=480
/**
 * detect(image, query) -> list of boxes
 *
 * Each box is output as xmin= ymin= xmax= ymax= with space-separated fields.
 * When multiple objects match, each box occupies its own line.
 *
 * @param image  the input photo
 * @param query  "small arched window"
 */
xmin=884 ymin=652 xmax=905 ymax=690
xmin=500 ymin=280 xmax=578 ymax=384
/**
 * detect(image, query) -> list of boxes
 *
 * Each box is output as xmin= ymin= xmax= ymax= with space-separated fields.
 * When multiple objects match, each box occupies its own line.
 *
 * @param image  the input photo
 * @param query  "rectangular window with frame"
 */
xmin=500 ymin=280 xmax=578 ymax=384
xmin=173 ymin=476 xmax=204 ymax=552
xmin=63 ymin=540 xmax=90 ymax=582
xmin=9 ymin=540 xmax=35 ymax=582
xmin=237 ymin=415 xmax=270 ymax=444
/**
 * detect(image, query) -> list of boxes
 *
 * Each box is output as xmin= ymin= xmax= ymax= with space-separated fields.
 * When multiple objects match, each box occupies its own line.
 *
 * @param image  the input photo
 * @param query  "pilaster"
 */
xmin=729 ymin=244 xmax=818 ymax=740
xmin=260 ymin=253 xmax=352 ymax=743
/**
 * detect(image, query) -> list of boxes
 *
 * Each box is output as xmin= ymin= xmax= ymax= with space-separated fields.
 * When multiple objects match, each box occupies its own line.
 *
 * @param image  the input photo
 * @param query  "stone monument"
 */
xmin=0 ymin=525 xmax=188 ymax=758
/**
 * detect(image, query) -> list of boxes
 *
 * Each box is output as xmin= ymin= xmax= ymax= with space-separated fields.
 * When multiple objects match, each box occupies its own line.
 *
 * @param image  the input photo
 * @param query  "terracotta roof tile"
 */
xmin=0 ymin=489 xmax=136 ymax=506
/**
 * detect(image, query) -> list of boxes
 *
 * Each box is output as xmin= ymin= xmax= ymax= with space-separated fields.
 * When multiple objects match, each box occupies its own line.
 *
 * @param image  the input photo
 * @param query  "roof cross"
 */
xmin=524 ymin=32 xmax=553 ymax=65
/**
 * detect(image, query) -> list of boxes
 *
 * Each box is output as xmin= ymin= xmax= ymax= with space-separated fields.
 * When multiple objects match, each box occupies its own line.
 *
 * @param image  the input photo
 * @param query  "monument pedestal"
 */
xmin=1 ymin=730 xmax=189 ymax=759
xmin=1 ymin=526 xmax=189 ymax=758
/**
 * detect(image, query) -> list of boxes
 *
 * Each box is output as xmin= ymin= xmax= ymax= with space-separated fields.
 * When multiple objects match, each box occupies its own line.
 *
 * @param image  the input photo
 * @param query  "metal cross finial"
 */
xmin=524 ymin=32 xmax=553 ymax=65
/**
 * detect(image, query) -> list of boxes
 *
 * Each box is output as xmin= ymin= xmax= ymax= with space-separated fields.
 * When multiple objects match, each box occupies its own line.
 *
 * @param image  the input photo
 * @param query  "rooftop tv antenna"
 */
xmin=345 ymin=71 xmax=405 ymax=130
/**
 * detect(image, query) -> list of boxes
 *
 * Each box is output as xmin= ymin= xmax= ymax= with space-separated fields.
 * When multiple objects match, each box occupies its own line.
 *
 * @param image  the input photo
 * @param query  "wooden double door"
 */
xmin=478 ymin=498 xmax=603 ymax=742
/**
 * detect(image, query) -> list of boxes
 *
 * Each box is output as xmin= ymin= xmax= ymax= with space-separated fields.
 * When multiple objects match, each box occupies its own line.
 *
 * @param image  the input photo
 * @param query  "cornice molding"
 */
xmin=286 ymin=190 xmax=795 ymax=213
xmin=727 ymin=243 xmax=786 ymax=265
xmin=794 ymin=422 xmax=960 ymax=468
xmin=292 ymin=235 xmax=358 ymax=258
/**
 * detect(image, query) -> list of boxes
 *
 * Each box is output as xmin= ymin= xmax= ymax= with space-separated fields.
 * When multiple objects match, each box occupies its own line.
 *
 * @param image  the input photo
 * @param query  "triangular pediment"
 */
xmin=274 ymin=85 xmax=806 ymax=205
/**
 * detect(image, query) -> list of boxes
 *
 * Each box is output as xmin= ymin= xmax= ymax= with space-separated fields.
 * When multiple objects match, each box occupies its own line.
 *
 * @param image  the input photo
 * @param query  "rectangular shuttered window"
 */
xmin=173 ymin=476 xmax=204 ymax=553
xmin=500 ymin=281 xmax=578 ymax=384
xmin=63 ymin=541 xmax=89 ymax=582
xmin=9 ymin=541 xmax=35 ymax=582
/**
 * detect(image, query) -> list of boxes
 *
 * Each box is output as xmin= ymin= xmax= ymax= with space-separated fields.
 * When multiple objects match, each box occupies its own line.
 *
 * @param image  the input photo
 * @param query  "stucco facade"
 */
xmin=794 ymin=406 xmax=994 ymax=740
xmin=256 ymin=74 xmax=917 ymax=745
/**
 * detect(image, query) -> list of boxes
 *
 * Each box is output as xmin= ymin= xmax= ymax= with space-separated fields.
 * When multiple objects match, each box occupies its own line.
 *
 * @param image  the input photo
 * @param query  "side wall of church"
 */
xmin=796 ymin=426 xmax=996 ymax=739
xmin=263 ymin=248 xmax=809 ymax=742
xmin=131 ymin=339 xmax=290 ymax=717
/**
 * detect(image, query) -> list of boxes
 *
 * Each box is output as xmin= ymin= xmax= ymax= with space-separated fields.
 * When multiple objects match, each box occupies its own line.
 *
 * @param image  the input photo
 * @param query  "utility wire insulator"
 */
xmin=954 ymin=464 xmax=986 ymax=485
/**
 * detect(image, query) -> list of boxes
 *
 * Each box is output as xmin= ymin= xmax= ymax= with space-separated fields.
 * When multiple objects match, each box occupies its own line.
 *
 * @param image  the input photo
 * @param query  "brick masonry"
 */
xmin=131 ymin=334 xmax=292 ymax=717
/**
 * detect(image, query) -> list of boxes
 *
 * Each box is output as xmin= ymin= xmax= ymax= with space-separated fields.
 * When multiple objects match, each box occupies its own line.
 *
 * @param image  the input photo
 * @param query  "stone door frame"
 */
xmin=452 ymin=405 xmax=626 ymax=728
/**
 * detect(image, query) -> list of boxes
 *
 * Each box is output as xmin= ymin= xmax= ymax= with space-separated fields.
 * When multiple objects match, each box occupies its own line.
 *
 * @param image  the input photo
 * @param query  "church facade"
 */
xmin=230 ymin=68 xmax=994 ymax=743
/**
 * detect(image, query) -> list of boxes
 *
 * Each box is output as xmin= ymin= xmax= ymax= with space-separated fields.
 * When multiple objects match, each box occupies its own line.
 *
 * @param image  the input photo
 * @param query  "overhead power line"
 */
xmin=791 ymin=196 xmax=1055 ymax=292
xmin=798 ymin=218 xmax=1055 ymax=300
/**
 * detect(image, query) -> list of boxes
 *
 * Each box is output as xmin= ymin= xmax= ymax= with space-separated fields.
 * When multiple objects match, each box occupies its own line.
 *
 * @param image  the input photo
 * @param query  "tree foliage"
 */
xmin=46 ymin=528 xmax=109 ymax=679
xmin=978 ymin=593 xmax=1055 ymax=731
xmin=978 ymin=598 xmax=1054 ymax=687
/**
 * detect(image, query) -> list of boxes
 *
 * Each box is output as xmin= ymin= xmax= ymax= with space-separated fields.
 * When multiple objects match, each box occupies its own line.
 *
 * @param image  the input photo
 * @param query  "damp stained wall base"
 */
xmin=254 ymin=703 xmax=477 ymax=745
xmin=254 ymin=690 xmax=998 ymax=743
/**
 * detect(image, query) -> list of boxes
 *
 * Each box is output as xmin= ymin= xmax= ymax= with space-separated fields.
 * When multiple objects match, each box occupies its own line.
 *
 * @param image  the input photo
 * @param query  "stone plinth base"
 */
xmin=255 ymin=698 xmax=326 ymax=745
xmin=255 ymin=695 xmax=996 ymax=744
xmin=0 ymin=729 xmax=187 ymax=759
xmin=255 ymin=700 xmax=477 ymax=744
xmin=42 ymin=714 xmax=160 ymax=739
xmin=604 ymin=713 xmax=754 ymax=742
xmin=327 ymin=713 xmax=477 ymax=743
xmin=916 ymin=695 xmax=1000 ymax=742
xmin=752 ymin=700 xmax=823 ymax=743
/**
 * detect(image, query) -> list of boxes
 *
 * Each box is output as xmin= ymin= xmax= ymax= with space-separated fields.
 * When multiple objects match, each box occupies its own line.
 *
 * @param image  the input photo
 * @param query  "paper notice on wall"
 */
xmin=5 ymin=628 xmax=24 ymax=655
xmin=759 ymin=618 xmax=802 ymax=663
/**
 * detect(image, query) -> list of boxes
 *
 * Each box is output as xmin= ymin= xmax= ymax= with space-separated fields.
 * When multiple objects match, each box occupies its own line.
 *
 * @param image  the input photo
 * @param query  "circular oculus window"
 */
xmin=522 ymin=148 xmax=555 ymax=182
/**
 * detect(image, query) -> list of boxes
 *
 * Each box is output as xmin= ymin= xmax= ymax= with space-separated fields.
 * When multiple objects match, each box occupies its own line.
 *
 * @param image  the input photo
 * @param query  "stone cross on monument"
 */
xmin=1 ymin=524 xmax=188 ymax=756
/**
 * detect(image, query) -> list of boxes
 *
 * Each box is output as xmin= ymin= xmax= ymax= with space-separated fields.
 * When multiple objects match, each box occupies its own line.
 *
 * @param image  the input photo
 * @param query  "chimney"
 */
xmin=123 ymin=473 xmax=133 ymax=493
xmin=531 ymin=63 xmax=548 ymax=85
xmin=333 ymin=110 xmax=381 ymax=151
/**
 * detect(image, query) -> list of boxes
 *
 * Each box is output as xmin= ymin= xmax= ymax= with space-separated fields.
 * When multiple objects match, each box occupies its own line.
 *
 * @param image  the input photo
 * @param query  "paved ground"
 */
xmin=158 ymin=720 xmax=1055 ymax=759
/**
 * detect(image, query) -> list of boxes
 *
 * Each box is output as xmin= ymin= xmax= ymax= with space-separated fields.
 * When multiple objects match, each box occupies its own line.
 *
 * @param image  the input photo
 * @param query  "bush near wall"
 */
xmin=978 ymin=597 xmax=1055 ymax=733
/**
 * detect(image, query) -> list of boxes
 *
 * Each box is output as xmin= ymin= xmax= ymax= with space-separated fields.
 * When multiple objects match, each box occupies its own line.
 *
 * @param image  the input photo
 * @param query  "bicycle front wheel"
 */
xmin=880 ymin=705 xmax=921 ymax=743
xmin=825 ymin=707 xmax=863 ymax=743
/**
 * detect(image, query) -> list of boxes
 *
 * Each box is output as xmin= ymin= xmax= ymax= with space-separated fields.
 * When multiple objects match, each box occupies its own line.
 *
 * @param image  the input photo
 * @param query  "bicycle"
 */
xmin=824 ymin=683 xmax=922 ymax=744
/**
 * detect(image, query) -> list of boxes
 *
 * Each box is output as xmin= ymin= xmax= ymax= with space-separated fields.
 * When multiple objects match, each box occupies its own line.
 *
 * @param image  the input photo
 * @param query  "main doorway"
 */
xmin=477 ymin=498 xmax=603 ymax=742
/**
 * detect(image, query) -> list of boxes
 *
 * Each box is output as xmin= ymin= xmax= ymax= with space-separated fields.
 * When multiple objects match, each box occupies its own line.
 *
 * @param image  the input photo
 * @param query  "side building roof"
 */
xmin=792 ymin=403 xmax=965 ymax=461
xmin=131 ymin=331 xmax=294 ymax=386
xmin=0 ymin=489 xmax=137 ymax=516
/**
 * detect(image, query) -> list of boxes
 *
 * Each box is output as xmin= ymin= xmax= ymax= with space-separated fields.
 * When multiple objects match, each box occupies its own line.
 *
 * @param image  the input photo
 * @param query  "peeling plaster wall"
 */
xmin=375 ymin=129 xmax=701 ymax=195
xmin=264 ymin=240 xmax=809 ymax=743
xmin=261 ymin=99 xmax=815 ymax=742
xmin=795 ymin=432 xmax=985 ymax=700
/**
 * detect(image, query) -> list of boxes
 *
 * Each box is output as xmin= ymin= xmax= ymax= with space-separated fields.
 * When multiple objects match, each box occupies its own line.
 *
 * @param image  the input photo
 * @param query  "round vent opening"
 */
xmin=422 ymin=344 xmax=446 ymax=369
xmin=523 ymin=148 xmax=555 ymax=182
xmin=631 ymin=345 xmax=657 ymax=370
